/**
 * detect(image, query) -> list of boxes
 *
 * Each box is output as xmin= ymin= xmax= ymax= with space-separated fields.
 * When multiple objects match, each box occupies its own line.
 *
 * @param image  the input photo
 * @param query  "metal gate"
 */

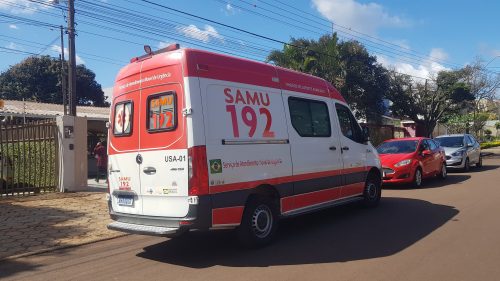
xmin=0 ymin=118 xmax=59 ymax=196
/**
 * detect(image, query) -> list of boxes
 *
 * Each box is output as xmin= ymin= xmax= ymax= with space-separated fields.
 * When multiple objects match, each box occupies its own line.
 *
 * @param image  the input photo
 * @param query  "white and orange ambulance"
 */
xmin=107 ymin=44 xmax=382 ymax=246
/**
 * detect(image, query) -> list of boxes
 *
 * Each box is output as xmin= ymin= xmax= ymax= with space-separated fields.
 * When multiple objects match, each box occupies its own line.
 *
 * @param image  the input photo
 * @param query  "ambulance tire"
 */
xmin=238 ymin=196 xmax=278 ymax=248
xmin=362 ymin=174 xmax=381 ymax=208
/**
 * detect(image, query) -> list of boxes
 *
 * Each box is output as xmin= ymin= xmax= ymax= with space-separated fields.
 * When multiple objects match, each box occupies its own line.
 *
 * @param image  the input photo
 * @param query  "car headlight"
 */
xmin=395 ymin=159 xmax=412 ymax=167
xmin=451 ymin=149 xmax=465 ymax=157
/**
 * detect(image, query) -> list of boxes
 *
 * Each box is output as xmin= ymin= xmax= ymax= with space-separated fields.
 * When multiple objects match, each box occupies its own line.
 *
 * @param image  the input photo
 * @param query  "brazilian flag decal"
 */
xmin=209 ymin=159 xmax=222 ymax=174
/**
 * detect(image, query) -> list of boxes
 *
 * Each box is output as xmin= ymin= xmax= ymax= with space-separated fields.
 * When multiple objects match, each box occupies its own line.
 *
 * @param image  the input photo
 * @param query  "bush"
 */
xmin=480 ymin=141 xmax=500 ymax=149
xmin=0 ymin=140 xmax=57 ymax=189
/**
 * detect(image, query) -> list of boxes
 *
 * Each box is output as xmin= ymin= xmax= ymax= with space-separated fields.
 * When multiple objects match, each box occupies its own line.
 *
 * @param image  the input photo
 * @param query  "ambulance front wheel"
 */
xmin=238 ymin=196 xmax=278 ymax=248
xmin=362 ymin=173 xmax=381 ymax=208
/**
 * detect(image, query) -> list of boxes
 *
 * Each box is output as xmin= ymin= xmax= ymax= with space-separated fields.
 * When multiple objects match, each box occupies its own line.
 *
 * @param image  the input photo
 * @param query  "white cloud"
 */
xmin=6 ymin=42 xmax=20 ymax=50
xmin=222 ymin=3 xmax=239 ymax=15
xmin=50 ymin=45 xmax=85 ymax=65
xmin=377 ymin=48 xmax=451 ymax=79
xmin=0 ymin=0 xmax=51 ymax=15
xmin=102 ymin=86 xmax=113 ymax=102
xmin=8 ymin=24 xmax=19 ymax=29
xmin=312 ymin=0 xmax=410 ymax=35
xmin=177 ymin=24 xmax=224 ymax=43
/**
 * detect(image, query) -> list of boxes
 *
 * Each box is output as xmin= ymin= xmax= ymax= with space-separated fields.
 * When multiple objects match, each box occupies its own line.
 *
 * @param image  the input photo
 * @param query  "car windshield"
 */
xmin=377 ymin=140 xmax=419 ymax=154
xmin=435 ymin=136 xmax=464 ymax=148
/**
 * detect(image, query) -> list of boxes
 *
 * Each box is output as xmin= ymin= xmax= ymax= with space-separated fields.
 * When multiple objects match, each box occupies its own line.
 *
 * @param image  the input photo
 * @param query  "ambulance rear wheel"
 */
xmin=238 ymin=196 xmax=278 ymax=248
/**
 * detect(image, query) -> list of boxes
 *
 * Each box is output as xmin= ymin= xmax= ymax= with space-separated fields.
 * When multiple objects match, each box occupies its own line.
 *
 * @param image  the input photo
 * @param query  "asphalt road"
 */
xmin=1 ymin=155 xmax=500 ymax=281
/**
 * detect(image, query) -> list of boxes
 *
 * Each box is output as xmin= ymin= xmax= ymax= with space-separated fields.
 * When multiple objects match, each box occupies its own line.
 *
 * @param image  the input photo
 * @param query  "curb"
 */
xmin=0 ymin=233 xmax=130 ymax=262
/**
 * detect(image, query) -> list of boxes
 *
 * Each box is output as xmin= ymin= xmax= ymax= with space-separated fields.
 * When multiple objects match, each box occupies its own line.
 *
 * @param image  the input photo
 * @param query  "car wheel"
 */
xmin=476 ymin=155 xmax=483 ymax=168
xmin=413 ymin=168 xmax=423 ymax=188
xmin=439 ymin=163 xmax=447 ymax=180
xmin=238 ymin=196 xmax=278 ymax=248
xmin=463 ymin=158 xmax=470 ymax=172
xmin=362 ymin=174 xmax=381 ymax=208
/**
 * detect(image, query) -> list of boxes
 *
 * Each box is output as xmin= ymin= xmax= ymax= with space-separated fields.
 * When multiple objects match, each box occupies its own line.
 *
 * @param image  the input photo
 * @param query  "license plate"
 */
xmin=117 ymin=195 xmax=134 ymax=206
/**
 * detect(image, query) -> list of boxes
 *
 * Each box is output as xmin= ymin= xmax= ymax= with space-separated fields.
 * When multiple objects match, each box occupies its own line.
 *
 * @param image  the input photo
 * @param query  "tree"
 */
xmin=496 ymin=122 xmax=500 ymax=138
xmin=387 ymin=70 xmax=474 ymax=137
xmin=460 ymin=60 xmax=500 ymax=134
xmin=0 ymin=56 xmax=108 ymax=106
xmin=267 ymin=34 xmax=388 ymax=122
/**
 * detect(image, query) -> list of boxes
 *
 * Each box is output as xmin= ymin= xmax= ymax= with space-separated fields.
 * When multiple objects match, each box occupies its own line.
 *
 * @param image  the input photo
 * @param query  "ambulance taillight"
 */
xmin=188 ymin=146 xmax=209 ymax=196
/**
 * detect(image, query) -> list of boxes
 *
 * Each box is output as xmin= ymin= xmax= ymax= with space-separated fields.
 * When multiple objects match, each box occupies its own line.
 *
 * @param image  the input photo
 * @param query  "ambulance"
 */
xmin=107 ymin=44 xmax=382 ymax=246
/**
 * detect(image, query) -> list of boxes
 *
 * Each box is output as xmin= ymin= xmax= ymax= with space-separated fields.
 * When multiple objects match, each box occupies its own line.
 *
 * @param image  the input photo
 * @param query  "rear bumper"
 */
xmin=107 ymin=195 xmax=211 ymax=236
xmin=107 ymin=221 xmax=180 ymax=236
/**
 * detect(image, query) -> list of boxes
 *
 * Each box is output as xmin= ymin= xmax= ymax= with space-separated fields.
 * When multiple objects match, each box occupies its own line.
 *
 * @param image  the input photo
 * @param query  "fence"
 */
xmin=0 ymin=118 xmax=59 ymax=196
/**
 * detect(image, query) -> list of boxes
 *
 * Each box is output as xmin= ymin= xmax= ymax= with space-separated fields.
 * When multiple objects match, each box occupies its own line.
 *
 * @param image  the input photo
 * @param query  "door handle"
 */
xmin=342 ymin=146 xmax=349 ymax=151
xmin=143 ymin=167 xmax=156 ymax=175
xmin=329 ymin=146 xmax=337 ymax=151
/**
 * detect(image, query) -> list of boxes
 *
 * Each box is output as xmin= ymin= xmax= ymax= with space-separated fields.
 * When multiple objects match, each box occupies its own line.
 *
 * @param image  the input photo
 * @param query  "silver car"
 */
xmin=434 ymin=134 xmax=482 ymax=171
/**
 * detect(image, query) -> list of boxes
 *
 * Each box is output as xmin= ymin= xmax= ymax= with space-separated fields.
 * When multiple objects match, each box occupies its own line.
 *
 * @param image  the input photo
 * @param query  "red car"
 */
xmin=376 ymin=137 xmax=447 ymax=187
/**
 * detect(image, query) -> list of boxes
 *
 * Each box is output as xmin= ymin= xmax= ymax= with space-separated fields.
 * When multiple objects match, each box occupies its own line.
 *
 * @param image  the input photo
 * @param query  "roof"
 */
xmin=116 ymin=47 xmax=346 ymax=103
xmin=0 ymin=99 xmax=109 ymax=121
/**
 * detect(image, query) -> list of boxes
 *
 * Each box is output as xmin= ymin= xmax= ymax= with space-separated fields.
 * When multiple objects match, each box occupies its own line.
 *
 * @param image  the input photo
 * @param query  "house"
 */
xmin=0 ymin=99 xmax=110 ymax=177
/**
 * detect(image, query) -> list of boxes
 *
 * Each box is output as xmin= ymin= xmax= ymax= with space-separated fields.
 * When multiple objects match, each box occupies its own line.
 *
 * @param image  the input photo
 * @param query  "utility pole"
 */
xmin=67 ymin=0 xmax=77 ymax=116
xmin=60 ymin=25 xmax=67 ymax=115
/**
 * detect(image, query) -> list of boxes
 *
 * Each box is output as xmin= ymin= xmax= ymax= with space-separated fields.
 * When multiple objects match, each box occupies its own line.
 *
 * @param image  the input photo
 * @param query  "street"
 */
xmin=1 ymin=154 xmax=500 ymax=281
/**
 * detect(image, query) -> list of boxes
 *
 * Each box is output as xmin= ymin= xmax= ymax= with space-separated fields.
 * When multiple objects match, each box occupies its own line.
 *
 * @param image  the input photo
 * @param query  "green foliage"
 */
xmin=444 ymin=112 xmax=490 ymax=137
xmin=267 ymin=34 xmax=387 ymax=122
xmin=387 ymin=70 xmax=474 ymax=137
xmin=480 ymin=141 xmax=500 ymax=149
xmin=444 ymin=114 xmax=472 ymax=134
xmin=1 ymin=141 xmax=57 ymax=190
xmin=0 ymin=55 xmax=108 ymax=106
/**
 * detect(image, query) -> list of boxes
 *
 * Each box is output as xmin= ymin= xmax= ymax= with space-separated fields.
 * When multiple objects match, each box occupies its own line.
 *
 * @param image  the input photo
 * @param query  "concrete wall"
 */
xmin=57 ymin=116 xmax=88 ymax=192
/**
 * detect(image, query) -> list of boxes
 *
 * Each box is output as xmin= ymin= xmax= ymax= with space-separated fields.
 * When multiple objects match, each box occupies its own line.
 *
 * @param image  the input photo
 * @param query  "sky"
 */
xmin=0 ymin=0 xmax=499 ymax=101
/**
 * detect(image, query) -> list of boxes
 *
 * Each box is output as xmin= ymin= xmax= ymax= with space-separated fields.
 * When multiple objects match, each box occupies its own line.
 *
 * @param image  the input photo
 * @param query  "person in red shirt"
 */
xmin=93 ymin=141 xmax=108 ymax=183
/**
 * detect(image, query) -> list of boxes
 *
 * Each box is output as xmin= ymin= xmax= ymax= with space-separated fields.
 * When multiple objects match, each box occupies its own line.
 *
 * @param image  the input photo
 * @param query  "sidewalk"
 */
xmin=482 ymin=146 xmax=500 ymax=157
xmin=0 ymin=180 xmax=125 ymax=260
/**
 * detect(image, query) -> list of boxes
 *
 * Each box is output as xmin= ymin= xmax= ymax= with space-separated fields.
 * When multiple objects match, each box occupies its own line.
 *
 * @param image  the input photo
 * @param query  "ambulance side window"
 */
xmin=113 ymin=101 xmax=133 ymax=136
xmin=335 ymin=103 xmax=364 ymax=143
xmin=288 ymin=97 xmax=331 ymax=137
xmin=147 ymin=92 xmax=177 ymax=132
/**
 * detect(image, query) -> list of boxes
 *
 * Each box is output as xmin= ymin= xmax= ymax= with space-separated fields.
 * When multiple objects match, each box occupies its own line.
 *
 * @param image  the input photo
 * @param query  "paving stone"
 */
xmin=0 ymin=192 xmax=118 ymax=259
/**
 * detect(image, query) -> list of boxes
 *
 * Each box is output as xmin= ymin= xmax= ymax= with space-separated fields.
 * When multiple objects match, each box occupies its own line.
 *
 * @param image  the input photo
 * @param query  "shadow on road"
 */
xmin=137 ymin=197 xmax=458 ymax=268
xmin=0 ymin=203 xmax=86 ymax=278
xmin=383 ymin=173 xmax=471 ymax=190
xmin=0 ymin=260 xmax=41 ymax=279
